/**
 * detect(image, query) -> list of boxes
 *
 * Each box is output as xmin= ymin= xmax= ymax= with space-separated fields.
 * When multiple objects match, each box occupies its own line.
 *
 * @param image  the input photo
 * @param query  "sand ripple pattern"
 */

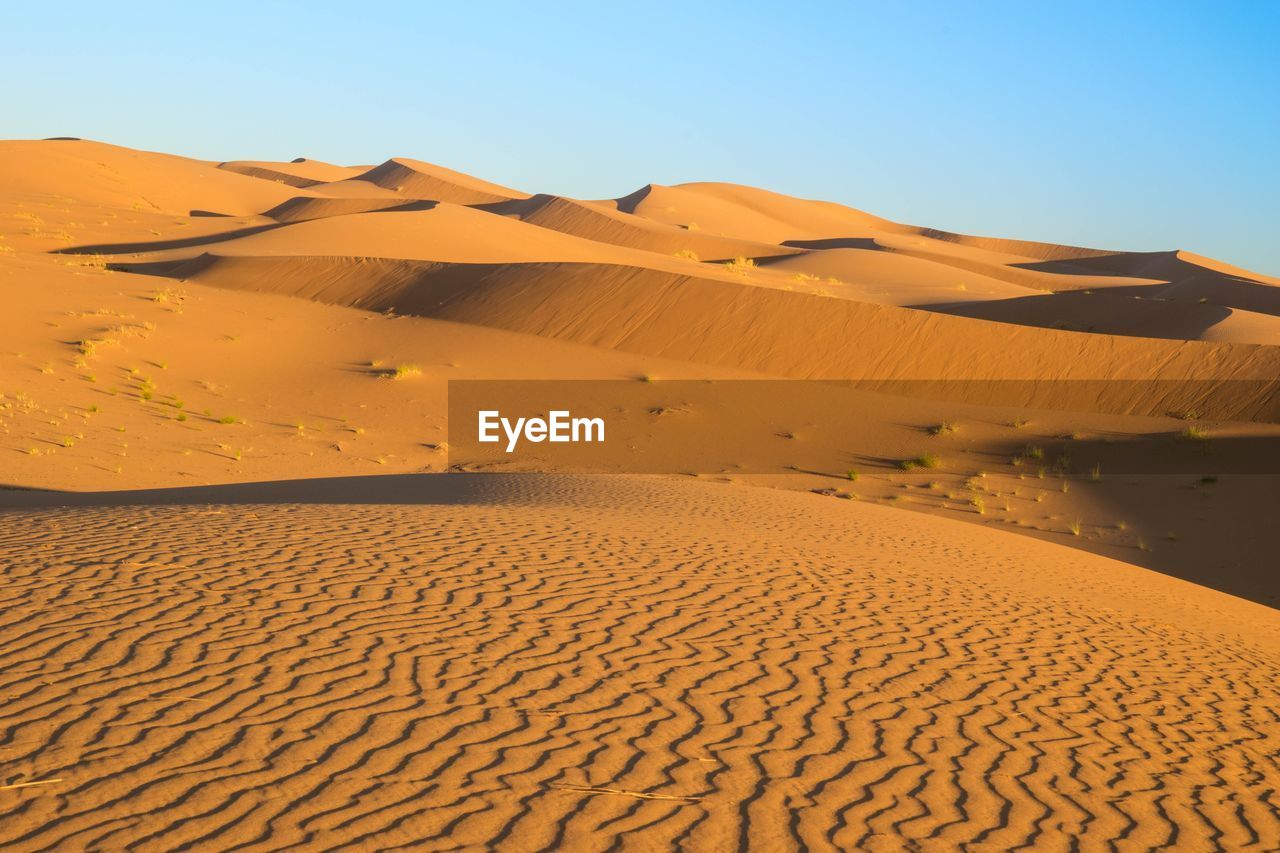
xmin=1 ymin=476 xmax=1278 ymax=851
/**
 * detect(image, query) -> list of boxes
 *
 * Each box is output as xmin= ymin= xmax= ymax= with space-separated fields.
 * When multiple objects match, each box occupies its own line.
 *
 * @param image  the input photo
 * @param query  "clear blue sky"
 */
xmin=5 ymin=1 xmax=1278 ymax=273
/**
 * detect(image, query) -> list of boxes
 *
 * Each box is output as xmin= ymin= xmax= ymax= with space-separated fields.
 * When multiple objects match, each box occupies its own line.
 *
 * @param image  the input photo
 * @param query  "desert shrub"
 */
xmin=899 ymin=453 xmax=941 ymax=471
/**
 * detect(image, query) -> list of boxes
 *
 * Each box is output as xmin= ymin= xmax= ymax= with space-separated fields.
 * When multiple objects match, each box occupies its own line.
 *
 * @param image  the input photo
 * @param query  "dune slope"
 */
xmin=1 ymin=475 xmax=1277 ymax=850
xmin=168 ymin=254 xmax=1280 ymax=421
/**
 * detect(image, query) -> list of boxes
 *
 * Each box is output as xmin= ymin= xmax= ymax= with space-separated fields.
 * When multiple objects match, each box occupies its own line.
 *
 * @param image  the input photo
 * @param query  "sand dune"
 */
xmin=165 ymin=254 xmax=1280 ymax=420
xmin=614 ymin=181 xmax=908 ymax=243
xmin=487 ymin=193 xmax=797 ymax=261
xmin=0 ymin=139 xmax=308 ymax=216
xmin=759 ymin=246 xmax=1041 ymax=304
xmin=129 ymin=204 xmax=785 ymax=282
xmin=349 ymin=157 xmax=529 ymax=204
xmin=923 ymin=289 xmax=1280 ymax=344
xmin=262 ymin=195 xmax=431 ymax=224
xmin=13 ymin=139 xmax=1276 ymax=344
xmin=217 ymin=158 xmax=368 ymax=187
xmin=1 ymin=476 xmax=1277 ymax=850
xmin=3 ymin=138 xmax=1278 ymax=850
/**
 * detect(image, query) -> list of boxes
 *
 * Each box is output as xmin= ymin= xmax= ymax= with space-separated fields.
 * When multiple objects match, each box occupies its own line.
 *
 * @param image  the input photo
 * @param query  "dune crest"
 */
xmin=352 ymin=156 xmax=530 ymax=204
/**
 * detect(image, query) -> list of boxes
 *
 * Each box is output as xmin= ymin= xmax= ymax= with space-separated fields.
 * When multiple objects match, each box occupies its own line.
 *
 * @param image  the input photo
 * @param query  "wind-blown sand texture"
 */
xmin=2 ymin=477 xmax=1279 ymax=850
xmin=2 ymin=138 xmax=1279 ymax=849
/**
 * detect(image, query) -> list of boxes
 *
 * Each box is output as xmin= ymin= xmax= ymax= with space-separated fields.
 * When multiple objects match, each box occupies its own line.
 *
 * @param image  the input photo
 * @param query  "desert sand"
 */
xmin=2 ymin=138 xmax=1278 ymax=849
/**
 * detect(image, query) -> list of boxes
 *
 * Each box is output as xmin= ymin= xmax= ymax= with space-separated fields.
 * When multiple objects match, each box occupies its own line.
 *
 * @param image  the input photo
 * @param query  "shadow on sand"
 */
xmin=0 ymin=473 xmax=525 ymax=508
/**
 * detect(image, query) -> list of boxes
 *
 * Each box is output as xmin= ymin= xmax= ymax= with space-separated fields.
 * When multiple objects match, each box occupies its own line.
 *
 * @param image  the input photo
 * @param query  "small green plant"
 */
xmin=673 ymin=249 xmax=700 ymax=262
xmin=387 ymin=364 xmax=421 ymax=380
xmin=1180 ymin=426 xmax=1210 ymax=441
xmin=846 ymin=469 xmax=859 ymax=481
xmin=724 ymin=256 xmax=756 ymax=275
xmin=1068 ymin=518 xmax=1082 ymax=536
xmin=1025 ymin=444 xmax=1044 ymax=460
xmin=177 ymin=413 xmax=188 ymax=422
xmin=1011 ymin=418 xmax=1029 ymax=429
xmin=899 ymin=453 xmax=941 ymax=471
xmin=928 ymin=421 xmax=957 ymax=437
xmin=971 ymin=496 xmax=985 ymax=514
xmin=217 ymin=415 xmax=240 ymax=425
xmin=1089 ymin=463 xmax=1101 ymax=481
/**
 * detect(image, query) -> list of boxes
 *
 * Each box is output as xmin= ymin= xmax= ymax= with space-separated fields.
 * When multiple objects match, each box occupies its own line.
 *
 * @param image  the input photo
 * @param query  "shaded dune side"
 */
xmin=616 ymin=182 xmax=1280 ymax=320
xmin=262 ymin=196 xmax=437 ymax=224
xmin=831 ymin=239 xmax=1159 ymax=292
xmin=484 ymin=194 xmax=800 ymax=261
xmin=758 ymin=247 xmax=1042 ymax=301
xmin=916 ymin=228 xmax=1114 ymax=263
xmin=920 ymin=291 xmax=1280 ymax=345
xmin=169 ymin=254 xmax=1280 ymax=420
xmin=0 ymin=476 xmax=1277 ymax=850
xmin=217 ymin=159 xmax=368 ymax=187
xmin=611 ymin=183 xmax=906 ymax=244
xmin=216 ymin=163 xmax=325 ymax=188
xmin=351 ymin=157 xmax=530 ymax=204
xmin=1017 ymin=249 xmax=1280 ymax=287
